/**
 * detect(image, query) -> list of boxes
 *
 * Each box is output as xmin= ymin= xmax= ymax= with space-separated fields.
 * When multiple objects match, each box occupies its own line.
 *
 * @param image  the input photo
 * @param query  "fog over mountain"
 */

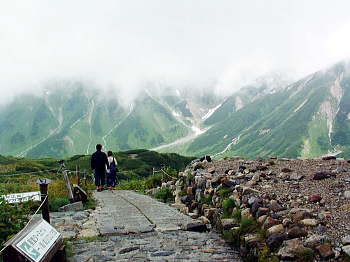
xmin=2 ymin=0 xmax=350 ymax=104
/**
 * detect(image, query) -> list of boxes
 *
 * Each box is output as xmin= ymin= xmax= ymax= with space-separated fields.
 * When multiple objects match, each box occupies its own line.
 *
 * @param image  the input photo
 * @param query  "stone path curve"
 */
xmin=52 ymin=190 xmax=241 ymax=261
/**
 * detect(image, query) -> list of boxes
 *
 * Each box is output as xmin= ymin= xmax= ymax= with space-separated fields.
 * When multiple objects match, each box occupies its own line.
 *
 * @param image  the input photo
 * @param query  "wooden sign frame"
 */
xmin=2 ymin=217 xmax=64 ymax=262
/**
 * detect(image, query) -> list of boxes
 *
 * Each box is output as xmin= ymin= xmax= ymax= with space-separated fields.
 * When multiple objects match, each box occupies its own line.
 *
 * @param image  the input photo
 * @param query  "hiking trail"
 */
xmin=50 ymin=190 xmax=241 ymax=261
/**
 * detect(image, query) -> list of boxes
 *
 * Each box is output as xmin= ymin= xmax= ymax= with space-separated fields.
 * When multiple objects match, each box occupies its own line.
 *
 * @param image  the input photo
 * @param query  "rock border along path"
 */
xmin=59 ymin=190 xmax=241 ymax=261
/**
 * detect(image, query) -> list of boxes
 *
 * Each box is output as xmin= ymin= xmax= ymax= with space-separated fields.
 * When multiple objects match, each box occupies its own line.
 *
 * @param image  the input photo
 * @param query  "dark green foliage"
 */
xmin=201 ymin=195 xmax=213 ymax=205
xmin=144 ymin=174 xmax=163 ymax=189
xmin=0 ymin=201 xmax=29 ymax=247
xmin=49 ymin=197 xmax=70 ymax=212
xmin=223 ymin=198 xmax=236 ymax=217
xmin=218 ymin=188 xmax=233 ymax=199
xmin=240 ymin=217 xmax=256 ymax=232
xmin=295 ymin=249 xmax=315 ymax=262
xmin=154 ymin=188 xmax=174 ymax=203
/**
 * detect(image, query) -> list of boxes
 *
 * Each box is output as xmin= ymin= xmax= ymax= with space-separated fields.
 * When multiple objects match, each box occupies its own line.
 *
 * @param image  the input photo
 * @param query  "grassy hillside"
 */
xmin=185 ymin=62 xmax=350 ymax=158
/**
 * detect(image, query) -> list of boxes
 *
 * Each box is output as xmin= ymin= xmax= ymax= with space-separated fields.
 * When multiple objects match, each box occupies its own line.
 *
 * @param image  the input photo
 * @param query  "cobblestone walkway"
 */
xmin=62 ymin=190 xmax=241 ymax=261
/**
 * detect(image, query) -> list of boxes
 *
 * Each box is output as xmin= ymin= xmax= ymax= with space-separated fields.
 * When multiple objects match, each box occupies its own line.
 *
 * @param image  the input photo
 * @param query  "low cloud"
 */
xmin=1 ymin=0 xmax=350 ymax=105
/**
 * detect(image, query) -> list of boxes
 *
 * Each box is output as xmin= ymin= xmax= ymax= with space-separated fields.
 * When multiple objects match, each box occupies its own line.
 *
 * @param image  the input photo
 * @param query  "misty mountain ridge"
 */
xmin=1 ymin=61 xmax=350 ymax=158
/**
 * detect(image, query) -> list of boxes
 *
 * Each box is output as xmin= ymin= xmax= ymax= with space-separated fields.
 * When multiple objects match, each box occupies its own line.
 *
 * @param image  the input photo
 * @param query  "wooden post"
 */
xmin=36 ymin=178 xmax=51 ymax=224
xmin=84 ymin=172 xmax=87 ymax=187
xmin=77 ymin=165 xmax=80 ymax=186
xmin=152 ymin=167 xmax=155 ymax=176
xmin=63 ymin=171 xmax=74 ymax=203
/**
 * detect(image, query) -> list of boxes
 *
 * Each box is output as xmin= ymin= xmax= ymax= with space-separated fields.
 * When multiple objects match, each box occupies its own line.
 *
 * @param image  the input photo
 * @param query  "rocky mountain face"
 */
xmin=1 ymin=61 xmax=350 ymax=158
xmin=182 ymin=61 xmax=350 ymax=159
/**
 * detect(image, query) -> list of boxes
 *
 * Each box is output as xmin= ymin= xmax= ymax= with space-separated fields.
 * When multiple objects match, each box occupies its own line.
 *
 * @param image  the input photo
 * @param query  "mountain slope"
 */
xmin=184 ymin=62 xmax=350 ymax=158
xmin=0 ymin=82 xmax=220 ymax=158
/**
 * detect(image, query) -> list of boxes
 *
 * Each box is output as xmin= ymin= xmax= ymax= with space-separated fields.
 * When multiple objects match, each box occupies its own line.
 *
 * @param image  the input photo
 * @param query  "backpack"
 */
xmin=109 ymin=158 xmax=117 ymax=174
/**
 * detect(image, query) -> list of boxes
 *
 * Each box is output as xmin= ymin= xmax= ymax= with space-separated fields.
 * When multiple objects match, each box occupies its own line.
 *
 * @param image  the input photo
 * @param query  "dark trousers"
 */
xmin=94 ymin=170 xmax=106 ymax=187
xmin=107 ymin=172 xmax=116 ymax=187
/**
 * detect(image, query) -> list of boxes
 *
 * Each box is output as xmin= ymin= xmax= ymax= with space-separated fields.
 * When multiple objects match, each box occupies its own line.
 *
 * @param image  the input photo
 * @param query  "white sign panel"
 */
xmin=0 ymin=191 xmax=41 ymax=204
xmin=16 ymin=220 xmax=60 ymax=262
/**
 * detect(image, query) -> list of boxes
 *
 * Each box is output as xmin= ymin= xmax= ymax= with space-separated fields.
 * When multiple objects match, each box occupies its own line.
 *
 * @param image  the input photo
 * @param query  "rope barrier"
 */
xmin=0 ymin=195 xmax=48 ymax=255
xmin=160 ymin=169 xmax=177 ymax=180
xmin=0 ymin=169 xmax=57 ymax=177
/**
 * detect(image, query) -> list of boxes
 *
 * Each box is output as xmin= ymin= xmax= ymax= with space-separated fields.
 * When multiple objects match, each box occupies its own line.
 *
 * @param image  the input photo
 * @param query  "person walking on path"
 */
xmin=106 ymin=150 xmax=118 ymax=190
xmin=91 ymin=144 xmax=109 ymax=192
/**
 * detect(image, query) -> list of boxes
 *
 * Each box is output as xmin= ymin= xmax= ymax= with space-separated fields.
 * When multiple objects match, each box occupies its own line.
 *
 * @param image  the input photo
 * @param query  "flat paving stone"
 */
xmin=55 ymin=190 xmax=242 ymax=261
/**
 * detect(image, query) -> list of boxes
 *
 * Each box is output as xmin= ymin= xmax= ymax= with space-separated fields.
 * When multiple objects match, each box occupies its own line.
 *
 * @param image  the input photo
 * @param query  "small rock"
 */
xmin=256 ymin=207 xmax=270 ymax=218
xmin=315 ymin=245 xmax=335 ymax=260
xmin=207 ymin=167 xmax=216 ymax=174
xmin=278 ymin=239 xmax=309 ymax=260
xmin=289 ymin=173 xmax=304 ymax=181
xmin=151 ymin=251 xmax=176 ymax=257
xmin=244 ymin=234 xmax=261 ymax=245
xmin=267 ymin=224 xmax=285 ymax=235
xmin=281 ymin=167 xmax=292 ymax=173
xmin=308 ymin=194 xmax=322 ymax=203
xmin=198 ymin=216 xmax=210 ymax=224
xmin=313 ymin=171 xmax=331 ymax=180
xmin=241 ymin=208 xmax=252 ymax=218
xmin=256 ymin=165 xmax=268 ymax=171
xmin=251 ymin=199 xmax=264 ymax=216
xmin=322 ymin=155 xmax=336 ymax=160
xmin=257 ymin=215 xmax=267 ymax=225
xmin=300 ymin=219 xmax=318 ymax=227
xmin=59 ymin=201 xmax=84 ymax=212
xmin=221 ymin=219 xmax=237 ymax=230
xmin=287 ymin=226 xmax=308 ymax=239
xmin=344 ymin=191 xmax=350 ymax=199
xmin=268 ymin=200 xmax=284 ymax=212
xmin=119 ymin=247 xmax=139 ymax=254
xmin=282 ymin=218 xmax=292 ymax=227
xmin=342 ymin=236 xmax=350 ymax=245
xmin=248 ymin=196 xmax=258 ymax=206
xmin=182 ymin=222 xmax=207 ymax=232
xmin=267 ymin=233 xmax=288 ymax=251
xmin=342 ymin=245 xmax=350 ymax=257
xmin=305 ymin=234 xmax=328 ymax=248
xmin=291 ymin=209 xmax=312 ymax=222
xmin=263 ymin=217 xmax=280 ymax=230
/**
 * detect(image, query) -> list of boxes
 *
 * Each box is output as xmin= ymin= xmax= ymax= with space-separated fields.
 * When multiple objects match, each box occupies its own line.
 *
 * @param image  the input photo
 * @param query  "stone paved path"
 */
xmin=53 ymin=190 xmax=241 ymax=261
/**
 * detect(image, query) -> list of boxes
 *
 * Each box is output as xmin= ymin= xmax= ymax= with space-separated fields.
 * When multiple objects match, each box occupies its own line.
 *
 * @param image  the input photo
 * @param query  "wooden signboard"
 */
xmin=73 ymin=184 xmax=88 ymax=203
xmin=2 ymin=218 xmax=64 ymax=262
xmin=0 ymin=192 xmax=41 ymax=204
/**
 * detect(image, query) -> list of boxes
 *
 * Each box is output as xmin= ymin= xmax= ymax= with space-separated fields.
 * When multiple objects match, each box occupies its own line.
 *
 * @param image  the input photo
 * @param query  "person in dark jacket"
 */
xmin=91 ymin=144 xmax=109 ymax=191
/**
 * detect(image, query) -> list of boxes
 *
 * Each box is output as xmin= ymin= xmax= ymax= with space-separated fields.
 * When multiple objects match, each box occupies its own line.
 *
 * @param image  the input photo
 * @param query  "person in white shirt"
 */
xmin=106 ymin=150 xmax=118 ymax=190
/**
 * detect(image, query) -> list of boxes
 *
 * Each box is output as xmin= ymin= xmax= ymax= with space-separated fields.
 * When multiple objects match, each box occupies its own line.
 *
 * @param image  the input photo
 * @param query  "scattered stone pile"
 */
xmin=166 ymin=156 xmax=350 ymax=261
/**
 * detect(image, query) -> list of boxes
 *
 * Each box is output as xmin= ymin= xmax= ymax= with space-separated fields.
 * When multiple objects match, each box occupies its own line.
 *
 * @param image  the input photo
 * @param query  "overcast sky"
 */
xmin=1 ymin=0 xmax=350 ymax=102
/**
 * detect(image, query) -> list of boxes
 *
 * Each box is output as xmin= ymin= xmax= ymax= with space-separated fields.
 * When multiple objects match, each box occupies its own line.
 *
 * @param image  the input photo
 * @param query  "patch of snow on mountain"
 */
xmin=191 ymin=125 xmax=206 ymax=136
xmin=294 ymin=99 xmax=308 ymax=113
xmin=235 ymin=96 xmax=244 ymax=111
xmin=172 ymin=110 xmax=180 ymax=117
xmin=318 ymin=73 xmax=344 ymax=142
xmin=259 ymin=129 xmax=271 ymax=135
xmin=202 ymin=103 xmax=223 ymax=121
xmin=214 ymin=135 xmax=241 ymax=156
